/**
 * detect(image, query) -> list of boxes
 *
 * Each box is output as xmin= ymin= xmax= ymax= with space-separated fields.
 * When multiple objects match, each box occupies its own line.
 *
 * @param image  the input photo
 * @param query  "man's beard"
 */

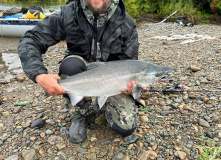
xmin=85 ymin=0 xmax=111 ymax=15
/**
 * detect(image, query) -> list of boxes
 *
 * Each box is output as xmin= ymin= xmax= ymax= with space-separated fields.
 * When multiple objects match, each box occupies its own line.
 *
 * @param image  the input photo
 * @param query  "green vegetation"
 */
xmin=195 ymin=133 xmax=221 ymax=160
xmin=0 ymin=0 xmax=220 ymax=23
xmin=0 ymin=0 xmax=66 ymax=10
xmin=138 ymin=107 xmax=149 ymax=112
xmin=123 ymin=0 xmax=221 ymax=23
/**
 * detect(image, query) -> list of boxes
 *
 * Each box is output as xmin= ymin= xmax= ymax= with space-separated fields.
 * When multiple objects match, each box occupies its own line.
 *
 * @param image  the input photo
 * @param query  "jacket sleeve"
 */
xmin=18 ymin=11 xmax=65 ymax=82
xmin=118 ymin=14 xmax=139 ymax=60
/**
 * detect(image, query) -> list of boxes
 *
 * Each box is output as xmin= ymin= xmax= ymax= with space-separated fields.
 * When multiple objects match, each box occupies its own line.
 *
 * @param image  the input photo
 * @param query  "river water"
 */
xmin=0 ymin=0 xmax=65 ymax=11
xmin=0 ymin=0 xmax=66 ymax=74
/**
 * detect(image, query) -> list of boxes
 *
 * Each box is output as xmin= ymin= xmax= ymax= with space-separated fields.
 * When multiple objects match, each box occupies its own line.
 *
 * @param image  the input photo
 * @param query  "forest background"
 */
xmin=1 ymin=0 xmax=221 ymax=24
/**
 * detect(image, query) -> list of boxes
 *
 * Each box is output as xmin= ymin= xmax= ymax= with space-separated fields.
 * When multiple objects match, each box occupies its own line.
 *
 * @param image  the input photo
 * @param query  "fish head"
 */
xmin=153 ymin=66 xmax=173 ymax=79
xmin=138 ymin=64 xmax=173 ymax=86
xmin=143 ymin=63 xmax=173 ymax=77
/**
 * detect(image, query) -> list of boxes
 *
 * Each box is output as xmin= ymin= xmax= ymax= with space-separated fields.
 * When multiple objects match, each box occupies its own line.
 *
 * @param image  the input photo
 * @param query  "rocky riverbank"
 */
xmin=0 ymin=22 xmax=221 ymax=160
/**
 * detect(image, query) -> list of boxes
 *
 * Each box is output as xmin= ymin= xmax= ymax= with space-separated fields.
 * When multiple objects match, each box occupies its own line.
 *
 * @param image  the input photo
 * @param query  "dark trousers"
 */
xmin=59 ymin=56 xmax=87 ymax=76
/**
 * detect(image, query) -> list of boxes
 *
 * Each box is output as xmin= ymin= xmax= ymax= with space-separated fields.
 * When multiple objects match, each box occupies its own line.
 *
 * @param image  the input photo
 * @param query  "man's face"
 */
xmin=85 ymin=0 xmax=111 ymax=15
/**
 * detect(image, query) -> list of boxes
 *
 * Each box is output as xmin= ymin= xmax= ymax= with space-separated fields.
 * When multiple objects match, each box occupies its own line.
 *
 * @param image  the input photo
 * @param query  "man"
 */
xmin=18 ymin=0 xmax=141 ymax=143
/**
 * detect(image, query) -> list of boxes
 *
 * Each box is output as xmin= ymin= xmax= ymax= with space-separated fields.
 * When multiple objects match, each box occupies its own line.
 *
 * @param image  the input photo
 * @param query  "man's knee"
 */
xmin=110 ymin=120 xmax=137 ymax=137
xmin=59 ymin=56 xmax=87 ymax=76
xmin=104 ymin=94 xmax=137 ymax=137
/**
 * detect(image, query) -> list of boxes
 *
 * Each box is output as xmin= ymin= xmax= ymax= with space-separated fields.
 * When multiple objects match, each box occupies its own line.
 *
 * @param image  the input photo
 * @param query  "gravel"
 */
xmin=0 ymin=22 xmax=221 ymax=159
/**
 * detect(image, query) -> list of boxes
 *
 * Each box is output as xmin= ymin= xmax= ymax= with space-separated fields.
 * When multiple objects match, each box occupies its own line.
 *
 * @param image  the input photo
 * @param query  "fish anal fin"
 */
xmin=97 ymin=96 xmax=108 ymax=109
xmin=132 ymin=85 xmax=142 ymax=101
xmin=68 ymin=94 xmax=83 ymax=106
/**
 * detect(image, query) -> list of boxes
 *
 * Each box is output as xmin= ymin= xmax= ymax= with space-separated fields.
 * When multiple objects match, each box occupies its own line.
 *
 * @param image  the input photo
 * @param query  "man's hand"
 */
xmin=122 ymin=81 xmax=146 ymax=95
xmin=35 ymin=74 xmax=66 ymax=96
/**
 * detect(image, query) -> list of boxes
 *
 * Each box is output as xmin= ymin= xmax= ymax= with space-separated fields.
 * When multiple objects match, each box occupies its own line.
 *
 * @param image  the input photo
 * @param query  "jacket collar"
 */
xmin=76 ymin=0 xmax=127 ymax=61
xmin=80 ymin=0 xmax=119 ymax=27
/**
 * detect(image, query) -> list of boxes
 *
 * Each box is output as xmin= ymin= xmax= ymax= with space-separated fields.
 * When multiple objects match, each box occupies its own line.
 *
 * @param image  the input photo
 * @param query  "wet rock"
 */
xmin=112 ymin=152 xmax=125 ymax=160
xmin=37 ymin=113 xmax=44 ymax=119
xmin=90 ymin=137 xmax=97 ymax=142
xmin=39 ymin=148 xmax=45 ymax=155
xmin=30 ymin=118 xmax=46 ymax=128
xmin=15 ymin=74 xmax=25 ymax=82
xmin=13 ymin=106 xmax=22 ymax=114
xmin=198 ymin=119 xmax=210 ymax=128
xmin=5 ymin=155 xmax=18 ymax=160
xmin=198 ymin=148 xmax=204 ymax=154
xmin=40 ymin=132 xmax=46 ymax=138
xmin=60 ymin=127 xmax=69 ymax=135
xmin=122 ymin=156 xmax=130 ymax=160
xmin=160 ymin=111 xmax=178 ymax=116
xmin=124 ymin=134 xmax=139 ymax=144
xmin=47 ymin=148 xmax=53 ymax=155
xmin=140 ymin=115 xmax=149 ymax=123
xmin=56 ymin=143 xmax=66 ymax=150
xmin=32 ymin=141 xmax=43 ymax=150
xmin=22 ymin=149 xmax=36 ymax=160
xmin=2 ymin=111 xmax=10 ymax=117
xmin=140 ymin=99 xmax=146 ymax=106
xmin=213 ymin=116 xmax=221 ymax=123
xmin=137 ymin=150 xmax=157 ymax=160
xmin=141 ymin=92 xmax=151 ymax=100
xmin=22 ymin=122 xmax=31 ymax=128
xmin=174 ymin=151 xmax=187 ymax=160
xmin=57 ymin=151 xmax=67 ymax=159
xmin=75 ymin=147 xmax=87 ymax=153
xmin=45 ymin=119 xmax=54 ymax=125
xmin=45 ymin=129 xmax=53 ymax=135
xmin=48 ymin=135 xmax=64 ymax=145
xmin=86 ymin=150 xmax=96 ymax=159
xmin=30 ymin=136 xmax=37 ymax=141
xmin=147 ymin=150 xmax=157 ymax=159
xmin=199 ymin=77 xmax=209 ymax=83
xmin=190 ymin=66 xmax=201 ymax=72
xmin=137 ymin=140 xmax=144 ymax=148
xmin=0 ymin=97 xmax=2 ymax=105
xmin=180 ymin=76 xmax=187 ymax=81
xmin=205 ymin=131 xmax=213 ymax=138
xmin=0 ymin=155 xmax=6 ymax=160
xmin=152 ymin=143 xmax=158 ymax=150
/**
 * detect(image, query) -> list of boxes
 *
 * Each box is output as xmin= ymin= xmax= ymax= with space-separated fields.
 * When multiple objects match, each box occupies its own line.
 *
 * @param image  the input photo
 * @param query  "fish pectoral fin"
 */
xmin=87 ymin=62 xmax=105 ymax=70
xmin=132 ymin=85 xmax=142 ymax=101
xmin=60 ymin=74 xmax=69 ymax=80
xmin=58 ymin=74 xmax=69 ymax=84
xmin=68 ymin=94 xmax=83 ymax=106
xmin=97 ymin=96 xmax=108 ymax=109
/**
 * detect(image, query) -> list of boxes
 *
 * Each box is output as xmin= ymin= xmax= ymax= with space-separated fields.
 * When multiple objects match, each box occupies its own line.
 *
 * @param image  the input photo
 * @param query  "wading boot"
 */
xmin=66 ymin=97 xmax=92 ymax=143
xmin=69 ymin=116 xmax=89 ymax=143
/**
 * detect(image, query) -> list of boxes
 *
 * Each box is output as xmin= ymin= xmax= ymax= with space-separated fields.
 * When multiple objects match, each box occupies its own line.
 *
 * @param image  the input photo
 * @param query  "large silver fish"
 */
xmin=59 ymin=60 xmax=173 ymax=108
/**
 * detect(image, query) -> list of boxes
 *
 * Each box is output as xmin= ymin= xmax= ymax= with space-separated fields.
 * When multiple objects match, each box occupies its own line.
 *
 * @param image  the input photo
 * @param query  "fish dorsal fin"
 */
xmin=132 ymin=85 xmax=142 ymax=101
xmin=68 ymin=93 xmax=83 ymax=106
xmin=87 ymin=62 xmax=105 ymax=70
xmin=97 ymin=96 xmax=108 ymax=109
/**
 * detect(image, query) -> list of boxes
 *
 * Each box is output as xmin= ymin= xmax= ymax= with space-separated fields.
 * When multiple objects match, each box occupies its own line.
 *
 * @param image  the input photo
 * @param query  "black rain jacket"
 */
xmin=18 ymin=0 xmax=139 ymax=82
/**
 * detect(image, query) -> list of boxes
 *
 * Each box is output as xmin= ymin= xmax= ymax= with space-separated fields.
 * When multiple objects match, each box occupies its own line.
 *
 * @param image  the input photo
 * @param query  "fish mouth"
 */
xmin=159 ymin=73 xmax=174 ymax=82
